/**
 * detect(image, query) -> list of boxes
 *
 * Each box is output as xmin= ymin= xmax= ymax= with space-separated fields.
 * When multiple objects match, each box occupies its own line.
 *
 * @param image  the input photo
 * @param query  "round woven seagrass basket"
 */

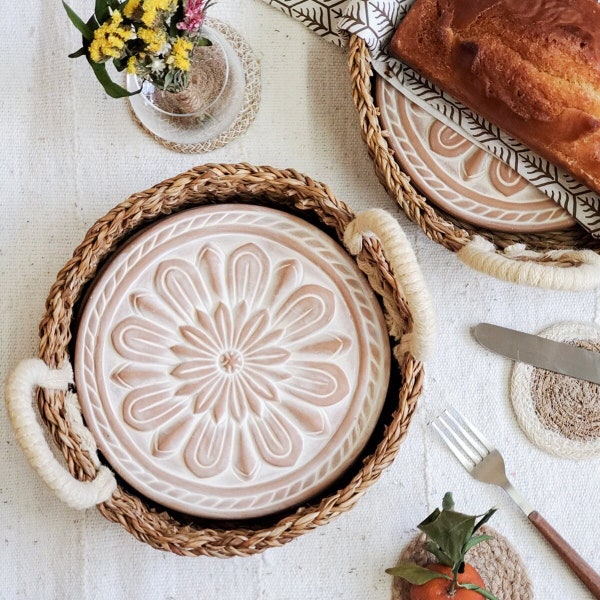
xmin=34 ymin=163 xmax=427 ymax=557
xmin=348 ymin=35 xmax=600 ymax=291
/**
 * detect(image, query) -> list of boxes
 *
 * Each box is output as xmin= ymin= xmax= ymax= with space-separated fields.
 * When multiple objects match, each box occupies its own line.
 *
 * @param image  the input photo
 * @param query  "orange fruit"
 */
xmin=410 ymin=563 xmax=486 ymax=600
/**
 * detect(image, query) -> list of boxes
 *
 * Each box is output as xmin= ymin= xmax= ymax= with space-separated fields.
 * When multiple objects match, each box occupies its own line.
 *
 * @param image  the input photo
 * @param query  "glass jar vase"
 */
xmin=127 ymin=25 xmax=245 ymax=145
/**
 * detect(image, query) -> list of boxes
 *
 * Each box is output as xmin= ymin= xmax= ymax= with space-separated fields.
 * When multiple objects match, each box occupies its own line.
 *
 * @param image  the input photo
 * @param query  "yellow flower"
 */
xmin=123 ymin=0 xmax=141 ymax=18
xmin=140 ymin=0 xmax=177 ymax=27
xmin=127 ymin=56 xmax=137 ymax=74
xmin=137 ymin=27 xmax=167 ymax=53
xmin=167 ymin=37 xmax=193 ymax=71
xmin=89 ymin=11 xmax=133 ymax=62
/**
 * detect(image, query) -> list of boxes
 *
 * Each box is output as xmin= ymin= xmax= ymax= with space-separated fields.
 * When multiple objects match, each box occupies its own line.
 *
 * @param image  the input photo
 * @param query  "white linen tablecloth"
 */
xmin=1 ymin=1 xmax=599 ymax=598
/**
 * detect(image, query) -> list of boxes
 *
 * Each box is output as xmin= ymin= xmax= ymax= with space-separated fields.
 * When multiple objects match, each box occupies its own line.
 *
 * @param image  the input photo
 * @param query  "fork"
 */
xmin=432 ymin=408 xmax=600 ymax=599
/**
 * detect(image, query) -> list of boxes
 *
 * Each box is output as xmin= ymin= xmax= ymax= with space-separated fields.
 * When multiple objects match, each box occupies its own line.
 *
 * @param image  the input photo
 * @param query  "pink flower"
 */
xmin=176 ymin=0 xmax=207 ymax=33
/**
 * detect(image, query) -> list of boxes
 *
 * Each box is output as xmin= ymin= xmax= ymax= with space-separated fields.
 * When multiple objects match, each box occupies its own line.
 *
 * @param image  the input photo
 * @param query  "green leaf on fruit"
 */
xmin=424 ymin=541 xmax=453 ymax=567
xmin=474 ymin=507 xmax=498 ymax=533
xmin=385 ymin=563 xmax=452 ymax=585
xmin=418 ymin=509 xmax=477 ymax=564
xmin=442 ymin=492 xmax=455 ymax=511
xmin=459 ymin=583 xmax=500 ymax=600
xmin=462 ymin=534 xmax=493 ymax=554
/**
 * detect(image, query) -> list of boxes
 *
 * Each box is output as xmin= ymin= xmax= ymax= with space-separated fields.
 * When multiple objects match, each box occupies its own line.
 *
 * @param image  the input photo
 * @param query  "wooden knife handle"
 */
xmin=529 ymin=511 xmax=600 ymax=598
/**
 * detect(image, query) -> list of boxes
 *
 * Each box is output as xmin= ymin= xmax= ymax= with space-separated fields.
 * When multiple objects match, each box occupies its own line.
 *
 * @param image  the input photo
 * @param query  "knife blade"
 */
xmin=472 ymin=323 xmax=600 ymax=385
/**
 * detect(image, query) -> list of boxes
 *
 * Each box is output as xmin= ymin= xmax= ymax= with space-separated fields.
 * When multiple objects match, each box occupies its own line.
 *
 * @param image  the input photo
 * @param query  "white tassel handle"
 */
xmin=458 ymin=236 xmax=600 ymax=291
xmin=5 ymin=358 xmax=117 ymax=510
xmin=344 ymin=209 xmax=436 ymax=361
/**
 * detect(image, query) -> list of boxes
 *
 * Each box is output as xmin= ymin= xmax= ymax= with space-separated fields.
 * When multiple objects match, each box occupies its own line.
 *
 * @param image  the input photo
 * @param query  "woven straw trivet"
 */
xmin=511 ymin=322 xmax=600 ymax=459
xmin=348 ymin=35 xmax=600 ymax=291
xmin=130 ymin=18 xmax=260 ymax=153
xmin=391 ymin=526 xmax=533 ymax=600
xmin=35 ymin=163 xmax=427 ymax=556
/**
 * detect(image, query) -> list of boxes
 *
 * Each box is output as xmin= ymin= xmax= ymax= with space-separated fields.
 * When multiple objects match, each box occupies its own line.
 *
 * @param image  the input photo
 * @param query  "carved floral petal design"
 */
xmin=123 ymin=383 xmax=188 ymax=431
xmin=428 ymin=120 xmax=471 ymax=157
xmin=112 ymin=316 xmax=175 ymax=363
xmin=282 ymin=362 xmax=350 ymax=406
xmin=248 ymin=405 xmax=303 ymax=468
xmin=274 ymin=284 xmax=335 ymax=343
xmin=183 ymin=416 xmax=234 ymax=479
xmin=151 ymin=414 xmax=195 ymax=457
xmin=261 ymin=259 xmax=303 ymax=312
xmin=111 ymin=364 xmax=164 ymax=388
xmin=298 ymin=334 xmax=353 ymax=358
xmin=245 ymin=346 xmax=291 ymax=366
xmin=281 ymin=399 xmax=329 ymax=437
xmin=233 ymin=426 xmax=261 ymax=480
xmin=227 ymin=243 xmax=269 ymax=309
xmin=235 ymin=309 xmax=283 ymax=353
xmin=196 ymin=244 xmax=226 ymax=301
xmin=130 ymin=291 xmax=177 ymax=328
xmin=110 ymin=237 xmax=353 ymax=481
xmin=490 ymin=161 xmax=529 ymax=197
xmin=461 ymin=148 xmax=489 ymax=181
xmin=155 ymin=258 xmax=213 ymax=325
xmin=77 ymin=205 xmax=391 ymax=519
xmin=239 ymin=370 xmax=280 ymax=408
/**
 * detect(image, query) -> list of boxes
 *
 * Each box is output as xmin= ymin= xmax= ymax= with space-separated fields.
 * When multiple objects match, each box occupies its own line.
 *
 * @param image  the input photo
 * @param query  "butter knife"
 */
xmin=472 ymin=323 xmax=600 ymax=384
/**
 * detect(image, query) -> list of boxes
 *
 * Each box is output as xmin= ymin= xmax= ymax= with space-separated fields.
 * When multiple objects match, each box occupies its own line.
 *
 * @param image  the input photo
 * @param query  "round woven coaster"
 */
xmin=390 ymin=526 xmax=532 ymax=600
xmin=130 ymin=18 xmax=260 ymax=153
xmin=511 ymin=322 xmax=600 ymax=459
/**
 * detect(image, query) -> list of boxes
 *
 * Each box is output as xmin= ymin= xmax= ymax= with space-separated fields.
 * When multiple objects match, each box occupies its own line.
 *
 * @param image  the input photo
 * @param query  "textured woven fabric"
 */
xmin=2 ymin=0 xmax=600 ymax=598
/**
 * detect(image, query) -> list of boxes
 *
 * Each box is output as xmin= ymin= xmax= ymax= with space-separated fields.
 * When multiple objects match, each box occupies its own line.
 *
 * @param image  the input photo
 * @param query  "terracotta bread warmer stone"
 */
xmin=23 ymin=164 xmax=431 ymax=557
xmin=73 ymin=203 xmax=391 ymax=521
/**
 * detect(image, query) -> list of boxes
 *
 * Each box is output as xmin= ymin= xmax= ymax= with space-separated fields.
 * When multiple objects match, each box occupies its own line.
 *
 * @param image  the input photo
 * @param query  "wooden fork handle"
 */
xmin=529 ymin=511 xmax=600 ymax=598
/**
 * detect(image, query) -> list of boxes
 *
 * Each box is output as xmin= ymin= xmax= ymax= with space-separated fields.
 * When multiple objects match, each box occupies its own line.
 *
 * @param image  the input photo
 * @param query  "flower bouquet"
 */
xmin=63 ymin=0 xmax=215 ymax=98
xmin=64 ymin=0 xmax=247 ymax=145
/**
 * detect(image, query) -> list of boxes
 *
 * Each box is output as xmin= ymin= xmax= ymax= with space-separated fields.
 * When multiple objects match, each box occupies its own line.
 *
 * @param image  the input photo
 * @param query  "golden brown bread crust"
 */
xmin=388 ymin=0 xmax=600 ymax=195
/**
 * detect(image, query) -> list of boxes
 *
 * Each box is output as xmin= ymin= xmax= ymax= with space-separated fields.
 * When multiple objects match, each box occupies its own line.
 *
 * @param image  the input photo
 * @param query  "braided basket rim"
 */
xmin=36 ymin=162 xmax=425 ymax=557
xmin=347 ymin=34 xmax=598 ymax=253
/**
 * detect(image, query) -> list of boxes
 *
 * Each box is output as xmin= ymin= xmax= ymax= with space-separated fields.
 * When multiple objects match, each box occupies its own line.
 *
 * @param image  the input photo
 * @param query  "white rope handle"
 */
xmin=457 ymin=236 xmax=600 ymax=291
xmin=5 ymin=358 xmax=117 ymax=510
xmin=344 ymin=208 xmax=436 ymax=361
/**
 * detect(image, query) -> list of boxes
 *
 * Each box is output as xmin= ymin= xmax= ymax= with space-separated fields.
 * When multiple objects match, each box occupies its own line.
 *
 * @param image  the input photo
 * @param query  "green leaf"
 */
xmin=419 ymin=510 xmax=476 ymax=565
xmin=195 ymin=37 xmax=212 ymax=47
xmin=385 ymin=563 xmax=452 ymax=585
xmin=113 ymin=57 xmax=127 ymax=72
xmin=87 ymin=58 xmax=140 ymax=98
xmin=442 ymin=492 xmax=455 ymax=511
xmin=418 ymin=507 xmax=441 ymax=529
xmin=68 ymin=47 xmax=87 ymax=58
xmin=424 ymin=541 xmax=453 ymax=567
xmin=459 ymin=583 xmax=500 ymax=600
xmin=462 ymin=534 xmax=493 ymax=554
xmin=474 ymin=508 xmax=498 ymax=533
xmin=63 ymin=1 xmax=94 ymax=40
xmin=94 ymin=0 xmax=110 ymax=24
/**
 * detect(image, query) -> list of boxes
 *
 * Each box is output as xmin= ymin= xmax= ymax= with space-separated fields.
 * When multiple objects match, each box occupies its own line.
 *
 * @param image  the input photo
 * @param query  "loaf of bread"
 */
xmin=388 ymin=0 xmax=600 ymax=195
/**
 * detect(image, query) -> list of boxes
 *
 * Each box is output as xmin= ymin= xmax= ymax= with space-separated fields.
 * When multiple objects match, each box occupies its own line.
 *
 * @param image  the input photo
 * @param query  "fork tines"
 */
xmin=431 ymin=408 xmax=494 ymax=471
